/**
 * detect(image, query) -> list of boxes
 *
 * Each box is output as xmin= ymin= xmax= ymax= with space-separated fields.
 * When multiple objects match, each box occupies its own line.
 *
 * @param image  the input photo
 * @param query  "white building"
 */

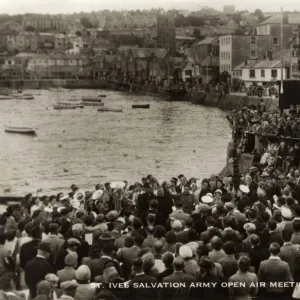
xmin=241 ymin=59 xmax=289 ymax=87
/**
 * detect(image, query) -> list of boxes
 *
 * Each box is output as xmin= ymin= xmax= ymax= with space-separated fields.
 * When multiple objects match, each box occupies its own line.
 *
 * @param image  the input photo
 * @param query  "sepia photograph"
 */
xmin=0 ymin=0 xmax=300 ymax=299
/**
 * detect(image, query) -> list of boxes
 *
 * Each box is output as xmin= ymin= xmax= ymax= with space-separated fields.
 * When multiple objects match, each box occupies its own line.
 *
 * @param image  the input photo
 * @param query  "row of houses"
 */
xmin=0 ymin=32 xmax=94 ymax=53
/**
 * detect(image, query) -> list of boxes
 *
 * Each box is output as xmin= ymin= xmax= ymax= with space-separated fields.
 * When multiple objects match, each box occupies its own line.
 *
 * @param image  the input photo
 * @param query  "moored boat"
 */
xmin=98 ymin=107 xmax=122 ymax=112
xmin=0 ymin=95 xmax=12 ymax=100
xmin=99 ymin=94 xmax=106 ymax=97
xmin=15 ymin=95 xmax=34 ymax=100
xmin=60 ymin=102 xmax=84 ymax=108
xmin=53 ymin=104 xmax=76 ymax=110
xmin=132 ymin=104 xmax=150 ymax=109
xmin=81 ymin=102 xmax=104 ymax=107
xmin=82 ymin=97 xmax=102 ymax=102
xmin=5 ymin=126 xmax=36 ymax=135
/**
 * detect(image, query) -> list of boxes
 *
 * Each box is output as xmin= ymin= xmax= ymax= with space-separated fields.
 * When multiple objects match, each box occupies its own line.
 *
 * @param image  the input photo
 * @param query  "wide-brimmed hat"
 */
xmin=92 ymin=190 xmax=103 ymax=200
xmin=239 ymin=185 xmax=250 ymax=194
xmin=201 ymin=195 xmax=213 ymax=204
xmin=110 ymin=181 xmax=126 ymax=189
xmin=73 ymin=190 xmax=85 ymax=202
xmin=199 ymin=256 xmax=213 ymax=270
xmin=99 ymin=232 xmax=115 ymax=241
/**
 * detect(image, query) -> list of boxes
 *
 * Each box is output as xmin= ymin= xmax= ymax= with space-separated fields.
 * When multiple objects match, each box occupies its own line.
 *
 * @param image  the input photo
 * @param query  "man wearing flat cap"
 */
xmin=56 ymin=238 xmax=81 ymax=271
xmin=25 ymin=242 xmax=55 ymax=299
xmin=59 ymin=281 xmax=78 ymax=300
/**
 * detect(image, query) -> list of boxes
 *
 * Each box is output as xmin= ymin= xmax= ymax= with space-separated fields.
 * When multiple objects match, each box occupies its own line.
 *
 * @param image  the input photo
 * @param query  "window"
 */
xmin=250 ymin=69 xmax=255 ymax=78
xmin=292 ymin=64 xmax=299 ymax=71
xmin=251 ymin=50 xmax=256 ymax=57
xmin=261 ymin=70 xmax=265 ymax=77
xmin=228 ymin=52 xmax=231 ymax=59
xmin=272 ymin=37 xmax=279 ymax=46
xmin=271 ymin=69 xmax=277 ymax=78
xmin=250 ymin=36 xmax=256 ymax=45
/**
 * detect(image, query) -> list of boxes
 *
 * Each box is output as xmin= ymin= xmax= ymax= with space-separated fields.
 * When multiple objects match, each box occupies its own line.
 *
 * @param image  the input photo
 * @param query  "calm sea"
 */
xmin=0 ymin=89 xmax=231 ymax=196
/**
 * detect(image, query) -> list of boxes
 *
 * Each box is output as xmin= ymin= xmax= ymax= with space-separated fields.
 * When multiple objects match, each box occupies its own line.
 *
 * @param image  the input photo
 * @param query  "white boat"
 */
xmin=81 ymin=102 xmax=104 ymax=107
xmin=5 ymin=126 xmax=36 ymax=135
xmin=15 ymin=95 xmax=34 ymax=100
xmin=98 ymin=107 xmax=122 ymax=112
xmin=82 ymin=97 xmax=102 ymax=102
xmin=60 ymin=102 xmax=84 ymax=108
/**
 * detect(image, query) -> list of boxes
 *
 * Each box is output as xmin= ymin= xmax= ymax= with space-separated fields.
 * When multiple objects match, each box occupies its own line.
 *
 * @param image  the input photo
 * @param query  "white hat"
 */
xmin=215 ymin=189 xmax=223 ymax=194
xmin=116 ymin=217 xmax=126 ymax=225
xmin=73 ymin=190 xmax=85 ymax=202
xmin=110 ymin=181 xmax=125 ymax=189
xmin=57 ymin=206 xmax=66 ymax=213
xmin=59 ymin=195 xmax=69 ymax=201
xmin=206 ymin=193 xmax=213 ymax=198
xmin=70 ymin=199 xmax=80 ymax=210
xmin=179 ymin=245 xmax=193 ymax=258
xmin=72 ymin=223 xmax=83 ymax=232
xmin=243 ymin=222 xmax=256 ymax=232
xmin=239 ymin=185 xmax=250 ymax=194
xmin=92 ymin=190 xmax=103 ymax=200
xmin=201 ymin=195 xmax=213 ymax=204
xmin=281 ymin=207 xmax=292 ymax=219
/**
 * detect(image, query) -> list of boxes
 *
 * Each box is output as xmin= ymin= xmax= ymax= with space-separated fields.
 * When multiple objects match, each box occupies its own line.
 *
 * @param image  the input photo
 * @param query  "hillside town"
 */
xmin=0 ymin=7 xmax=299 ymax=92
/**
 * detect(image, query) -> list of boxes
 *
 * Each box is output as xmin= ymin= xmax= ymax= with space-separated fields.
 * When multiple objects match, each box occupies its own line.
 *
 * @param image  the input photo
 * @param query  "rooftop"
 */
xmin=242 ymin=59 xmax=290 ymax=69
xmin=259 ymin=13 xmax=300 ymax=25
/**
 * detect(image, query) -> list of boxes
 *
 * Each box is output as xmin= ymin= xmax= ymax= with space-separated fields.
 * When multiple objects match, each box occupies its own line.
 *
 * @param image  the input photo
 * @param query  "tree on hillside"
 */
xmin=25 ymin=25 xmax=35 ymax=31
xmin=75 ymin=31 xmax=82 ymax=36
xmin=80 ymin=17 xmax=93 ymax=28
xmin=254 ymin=9 xmax=264 ymax=21
xmin=186 ymin=15 xmax=205 ymax=26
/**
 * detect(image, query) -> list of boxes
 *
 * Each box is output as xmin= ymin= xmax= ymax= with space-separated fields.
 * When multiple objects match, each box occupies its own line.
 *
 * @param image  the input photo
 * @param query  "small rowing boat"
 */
xmin=99 ymin=94 xmax=106 ymax=97
xmin=5 ymin=126 xmax=36 ymax=135
xmin=0 ymin=95 xmax=12 ymax=100
xmin=60 ymin=102 xmax=84 ymax=108
xmin=53 ymin=104 xmax=76 ymax=110
xmin=98 ymin=107 xmax=122 ymax=112
xmin=15 ymin=95 xmax=34 ymax=100
xmin=132 ymin=104 xmax=150 ymax=109
xmin=82 ymin=97 xmax=102 ymax=102
xmin=81 ymin=102 xmax=104 ymax=107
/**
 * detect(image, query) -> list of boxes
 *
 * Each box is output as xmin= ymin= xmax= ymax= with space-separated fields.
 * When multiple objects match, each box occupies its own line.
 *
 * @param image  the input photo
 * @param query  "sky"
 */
xmin=1 ymin=0 xmax=298 ymax=15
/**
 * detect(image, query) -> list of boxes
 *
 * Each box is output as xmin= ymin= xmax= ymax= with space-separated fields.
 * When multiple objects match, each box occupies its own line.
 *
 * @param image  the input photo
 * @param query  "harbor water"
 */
xmin=0 ymin=89 xmax=231 ymax=196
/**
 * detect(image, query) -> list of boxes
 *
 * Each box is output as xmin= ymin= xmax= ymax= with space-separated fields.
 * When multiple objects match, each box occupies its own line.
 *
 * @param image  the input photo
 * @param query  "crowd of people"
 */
xmin=2 ymin=102 xmax=300 ymax=300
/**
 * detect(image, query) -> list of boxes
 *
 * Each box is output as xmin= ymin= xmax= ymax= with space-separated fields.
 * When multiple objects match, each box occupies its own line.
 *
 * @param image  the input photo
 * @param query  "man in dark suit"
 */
xmin=176 ymin=174 xmax=187 ymax=194
xmin=241 ymin=223 xmax=256 ymax=254
xmin=200 ymin=216 xmax=221 ymax=245
xmin=249 ymin=234 xmax=269 ymax=273
xmin=20 ymin=224 xmax=42 ymax=270
xmin=25 ymin=242 xmax=55 ymax=299
xmin=129 ymin=258 xmax=157 ymax=300
xmin=268 ymin=219 xmax=283 ymax=246
xmin=221 ymin=216 xmax=240 ymax=243
xmin=280 ymin=228 xmax=300 ymax=277
xmin=258 ymin=242 xmax=293 ymax=299
xmin=161 ymin=256 xmax=194 ymax=300
xmin=136 ymin=184 xmax=154 ymax=222
xmin=176 ymin=217 xmax=194 ymax=244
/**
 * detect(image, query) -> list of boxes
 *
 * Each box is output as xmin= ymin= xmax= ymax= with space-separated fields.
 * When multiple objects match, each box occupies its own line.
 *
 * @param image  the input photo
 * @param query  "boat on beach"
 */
xmin=132 ymin=104 xmax=150 ymax=109
xmin=81 ymin=102 xmax=104 ymax=107
xmin=82 ymin=97 xmax=102 ymax=102
xmin=4 ymin=126 xmax=36 ymax=135
xmin=98 ymin=107 xmax=122 ymax=112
